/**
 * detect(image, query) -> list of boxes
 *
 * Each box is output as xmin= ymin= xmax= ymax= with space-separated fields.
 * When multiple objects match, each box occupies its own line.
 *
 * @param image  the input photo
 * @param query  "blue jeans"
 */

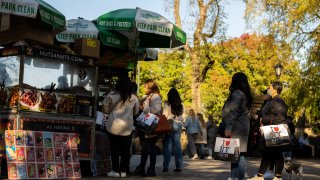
xmin=163 ymin=127 xmax=183 ymax=169
xmin=196 ymin=143 xmax=205 ymax=158
xmin=231 ymin=156 xmax=245 ymax=179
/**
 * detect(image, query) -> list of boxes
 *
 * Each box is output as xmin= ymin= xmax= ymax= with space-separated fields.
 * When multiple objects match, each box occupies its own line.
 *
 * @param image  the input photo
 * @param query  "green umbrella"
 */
xmin=97 ymin=7 xmax=186 ymax=49
xmin=56 ymin=18 xmax=128 ymax=49
xmin=0 ymin=0 xmax=65 ymax=30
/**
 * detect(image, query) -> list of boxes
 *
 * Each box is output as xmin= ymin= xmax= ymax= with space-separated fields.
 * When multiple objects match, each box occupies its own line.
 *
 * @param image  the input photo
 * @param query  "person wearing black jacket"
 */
xmin=248 ymin=82 xmax=288 ymax=180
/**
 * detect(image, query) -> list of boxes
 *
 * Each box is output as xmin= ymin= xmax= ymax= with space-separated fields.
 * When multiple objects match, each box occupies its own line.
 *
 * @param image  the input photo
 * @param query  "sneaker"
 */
xmin=206 ymin=156 xmax=213 ymax=159
xmin=264 ymin=170 xmax=274 ymax=179
xmin=120 ymin=172 xmax=126 ymax=178
xmin=107 ymin=171 xmax=120 ymax=177
xmin=247 ymin=175 xmax=264 ymax=180
xmin=173 ymin=168 xmax=182 ymax=172
xmin=191 ymin=154 xmax=198 ymax=159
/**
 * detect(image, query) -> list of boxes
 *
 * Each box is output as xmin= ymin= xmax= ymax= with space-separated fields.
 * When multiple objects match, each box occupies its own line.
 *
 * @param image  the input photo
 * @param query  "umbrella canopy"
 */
xmin=97 ymin=7 xmax=187 ymax=50
xmin=56 ymin=18 xmax=128 ymax=49
xmin=0 ymin=0 xmax=65 ymax=30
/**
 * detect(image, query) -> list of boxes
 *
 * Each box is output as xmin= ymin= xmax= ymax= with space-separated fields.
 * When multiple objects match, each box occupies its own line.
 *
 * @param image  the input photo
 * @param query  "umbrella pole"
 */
xmin=133 ymin=29 xmax=139 ymax=82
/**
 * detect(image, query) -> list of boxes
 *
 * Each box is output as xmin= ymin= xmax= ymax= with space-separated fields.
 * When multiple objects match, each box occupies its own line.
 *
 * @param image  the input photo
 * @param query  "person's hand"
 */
xmin=224 ymin=131 xmax=231 ymax=137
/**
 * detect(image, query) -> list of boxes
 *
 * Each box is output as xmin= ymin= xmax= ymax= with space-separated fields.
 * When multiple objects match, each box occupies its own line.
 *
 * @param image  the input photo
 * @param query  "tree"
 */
xmin=138 ymin=50 xmax=190 ymax=102
xmin=244 ymin=0 xmax=320 ymax=51
xmin=169 ymin=0 xmax=227 ymax=112
xmin=202 ymin=33 xmax=301 ymax=118
xmin=244 ymin=0 xmax=320 ymax=129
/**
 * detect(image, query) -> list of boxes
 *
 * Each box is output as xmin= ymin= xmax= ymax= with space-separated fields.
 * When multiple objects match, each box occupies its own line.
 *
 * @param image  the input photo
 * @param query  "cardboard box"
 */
xmin=0 ymin=15 xmax=54 ymax=46
xmin=74 ymin=38 xmax=100 ymax=58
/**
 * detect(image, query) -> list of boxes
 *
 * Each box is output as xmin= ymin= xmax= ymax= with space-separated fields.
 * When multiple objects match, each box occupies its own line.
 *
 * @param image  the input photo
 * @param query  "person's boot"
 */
xmin=132 ymin=165 xmax=145 ymax=176
xmin=145 ymin=167 xmax=156 ymax=177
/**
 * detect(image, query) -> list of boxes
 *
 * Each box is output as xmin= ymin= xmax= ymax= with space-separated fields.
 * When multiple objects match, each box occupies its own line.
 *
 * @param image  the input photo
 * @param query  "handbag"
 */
xmin=134 ymin=112 xmax=159 ymax=133
xmin=259 ymin=116 xmax=291 ymax=148
xmin=213 ymin=137 xmax=240 ymax=162
xmin=152 ymin=114 xmax=172 ymax=134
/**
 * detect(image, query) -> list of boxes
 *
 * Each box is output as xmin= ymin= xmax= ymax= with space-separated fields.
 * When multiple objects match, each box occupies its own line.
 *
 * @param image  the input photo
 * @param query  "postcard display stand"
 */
xmin=0 ymin=46 xmax=98 ymax=177
xmin=5 ymin=130 xmax=81 ymax=179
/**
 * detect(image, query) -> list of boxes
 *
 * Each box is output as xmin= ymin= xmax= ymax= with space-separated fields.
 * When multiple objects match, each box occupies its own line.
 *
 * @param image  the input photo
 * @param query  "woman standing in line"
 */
xmin=184 ymin=109 xmax=202 ymax=159
xmin=206 ymin=115 xmax=218 ymax=159
xmin=248 ymin=82 xmax=288 ymax=180
xmin=102 ymin=76 xmax=140 ymax=178
xmin=221 ymin=72 xmax=252 ymax=180
xmin=162 ymin=87 xmax=184 ymax=172
xmin=133 ymin=79 xmax=162 ymax=177
xmin=195 ymin=113 xmax=207 ymax=159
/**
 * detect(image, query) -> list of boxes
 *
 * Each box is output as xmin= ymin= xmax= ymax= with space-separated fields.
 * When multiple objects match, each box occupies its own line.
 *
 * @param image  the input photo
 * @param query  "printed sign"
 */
xmin=5 ymin=130 xmax=81 ymax=179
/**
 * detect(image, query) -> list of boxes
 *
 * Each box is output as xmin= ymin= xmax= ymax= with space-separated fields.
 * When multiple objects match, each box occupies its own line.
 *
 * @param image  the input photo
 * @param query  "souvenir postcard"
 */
xmin=27 ymin=163 xmax=37 ymax=178
xmin=5 ymin=130 xmax=15 ymax=147
xmin=17 ymin=163 xmax=27 ymax=179
xmin=45 ymin=148 xmax=54 ymax=162
xmin=35 ymin=132 xmax=43 ymax=147
xmin=16 ymin=147 xmax=25 ymax=162
xmin=72 ymin=149 xmax=79 ymax=162
xmin=53 ymin=133 xmax=62 ymax=147
xmin=6 ymin=145 xmax=16 ymax=161
xmin=70 ymin=134 xmax=78 ymax=148
xmin=37 ymin=163 xmax=46 ymax=178
xmin=56 ymin=163 xmax=65 ymax=178
xmin=61 ymin=134 xmax=70 ymax=147
xmin=65 ymin=163 xmax=73 ymax=178
xmin=36 ymin=147 xmax=45 ymax=162
xmin=8 ymin=163 xmax=17 ymax=179
xmin=54 ymin=147 xmax=63 ymax=162
xmin=43 ymin=132 xmax=53 ymax=148
xmin=47 ymin=163 xmax=56 ymax=178
xmin=63 ymin=148 xmax=72 ymax=163
xmin=15 ymin=131 xmax=25 ymax=146
xmin=26 ymin=147 xmax=35 ymax=162
xmin=73 ymin=163 xmax=81 ymax=178
xmin=25 ymin=131 xmax=35 ymax=146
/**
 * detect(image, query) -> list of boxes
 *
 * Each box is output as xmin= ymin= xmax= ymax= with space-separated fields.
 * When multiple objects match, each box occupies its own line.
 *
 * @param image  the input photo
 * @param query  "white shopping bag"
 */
xmin=213 ymin=137 xmax=240 ymax=162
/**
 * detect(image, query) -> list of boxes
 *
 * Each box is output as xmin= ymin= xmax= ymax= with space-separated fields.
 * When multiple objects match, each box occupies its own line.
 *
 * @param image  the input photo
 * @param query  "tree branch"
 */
xmin=200 ymin=54 xmax=215 ymax=82
xmin=202 ymin=0 xmax=221 ymax=38
xmin=174 ymin=0 xmax=182 ymax=28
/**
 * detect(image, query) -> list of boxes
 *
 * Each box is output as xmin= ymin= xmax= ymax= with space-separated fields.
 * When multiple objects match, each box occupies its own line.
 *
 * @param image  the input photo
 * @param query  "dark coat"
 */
xmin=221 ymin=90 xmax=251 ymax=152
xmin=261 ymin=95 xmax=288 ymax=125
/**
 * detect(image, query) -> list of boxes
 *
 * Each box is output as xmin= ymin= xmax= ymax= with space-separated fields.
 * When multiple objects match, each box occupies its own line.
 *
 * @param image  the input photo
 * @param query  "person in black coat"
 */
xmin=248 ymin=81 xmax=289 ymax=180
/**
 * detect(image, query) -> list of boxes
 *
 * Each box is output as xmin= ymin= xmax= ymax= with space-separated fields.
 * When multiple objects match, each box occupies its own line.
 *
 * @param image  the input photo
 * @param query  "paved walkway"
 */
xmin=86 ymin=155 xmax=320 ymax=179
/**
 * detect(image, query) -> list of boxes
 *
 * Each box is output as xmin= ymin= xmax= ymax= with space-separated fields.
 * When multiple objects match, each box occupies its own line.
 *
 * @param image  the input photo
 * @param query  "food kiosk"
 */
xmin=0 ymin=45 xmax=97 ymax=176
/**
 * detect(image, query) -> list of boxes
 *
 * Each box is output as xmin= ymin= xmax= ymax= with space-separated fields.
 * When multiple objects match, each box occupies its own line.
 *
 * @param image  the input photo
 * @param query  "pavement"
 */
xmin=84 ymin=155 xmax=320 ymax=180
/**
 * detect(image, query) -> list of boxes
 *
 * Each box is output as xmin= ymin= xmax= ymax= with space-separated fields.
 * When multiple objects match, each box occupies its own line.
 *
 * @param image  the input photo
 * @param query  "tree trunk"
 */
xmin=191 ymin=52 xmax=202 ymax=113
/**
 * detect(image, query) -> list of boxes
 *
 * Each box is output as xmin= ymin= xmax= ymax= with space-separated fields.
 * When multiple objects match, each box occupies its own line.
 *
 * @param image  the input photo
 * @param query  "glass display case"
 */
xmin=0 ymin=46 xmax=98 ymax=161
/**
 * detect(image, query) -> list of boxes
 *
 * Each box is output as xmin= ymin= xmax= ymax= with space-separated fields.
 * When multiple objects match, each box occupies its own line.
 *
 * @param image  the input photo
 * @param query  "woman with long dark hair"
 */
xmin=102 ymin=76 xmax=140 ymax=178
xmin=162 ymin=87 xmax=184 ymax=172
xmin=221 ymin=72 xmax=252 ymax=180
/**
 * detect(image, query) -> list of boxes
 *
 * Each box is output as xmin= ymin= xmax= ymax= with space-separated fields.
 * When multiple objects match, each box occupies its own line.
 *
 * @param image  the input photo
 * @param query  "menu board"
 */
xmin=5 ymin=130 xmax=81 ymax=179
xmin=75 ymin=96 xmax=94 ymax=117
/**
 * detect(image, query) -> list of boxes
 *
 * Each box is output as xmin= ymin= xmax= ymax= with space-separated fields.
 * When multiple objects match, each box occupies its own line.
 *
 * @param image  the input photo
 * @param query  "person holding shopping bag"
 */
xmin=248 ymin=81 xmax=289 ymax=180
xmin=220 ymin=72 xmax=252 ymax=180
xmin=133 ymin=79 xmax=162 ymax=177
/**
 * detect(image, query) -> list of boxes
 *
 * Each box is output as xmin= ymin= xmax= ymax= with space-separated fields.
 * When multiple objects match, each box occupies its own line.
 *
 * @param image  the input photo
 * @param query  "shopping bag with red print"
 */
xmin=213 ymin=137 xmax=240 ymax=162
xmin=260 ymin=124 xmax=291 ymax=147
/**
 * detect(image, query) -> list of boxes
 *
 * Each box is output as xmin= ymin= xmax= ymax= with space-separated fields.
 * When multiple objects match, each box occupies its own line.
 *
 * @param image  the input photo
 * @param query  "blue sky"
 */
xmin=46 ymin=0 xmax=246 ymax=38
